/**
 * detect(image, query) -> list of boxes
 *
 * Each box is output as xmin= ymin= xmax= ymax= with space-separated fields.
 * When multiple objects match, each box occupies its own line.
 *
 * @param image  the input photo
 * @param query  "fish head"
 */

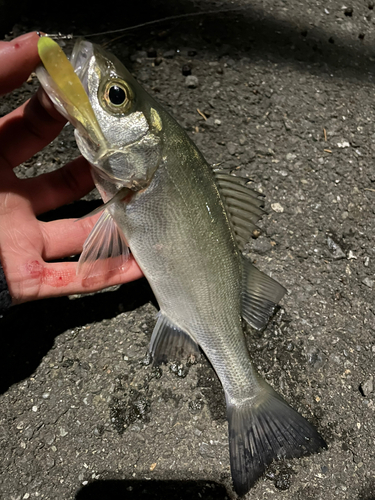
xmin=37 ymin=38 xmax=163 ymax=191
xmin=70 ymin=40 xmax=163 ymax=190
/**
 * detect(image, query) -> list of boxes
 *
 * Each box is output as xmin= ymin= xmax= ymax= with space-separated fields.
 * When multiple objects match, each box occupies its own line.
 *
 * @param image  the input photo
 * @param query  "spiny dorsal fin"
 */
xmin=77 ymin=209 xmax=129 ymax=279
xmin=214 ymin=170 xmax=265 ymax=250
xmin=150 ymin=312 xmax=200 ymax=365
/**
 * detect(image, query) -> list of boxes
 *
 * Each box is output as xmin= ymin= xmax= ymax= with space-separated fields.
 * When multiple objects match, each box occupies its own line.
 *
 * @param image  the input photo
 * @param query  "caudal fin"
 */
xmin=226 ymin=386 xmax=326 ymax=496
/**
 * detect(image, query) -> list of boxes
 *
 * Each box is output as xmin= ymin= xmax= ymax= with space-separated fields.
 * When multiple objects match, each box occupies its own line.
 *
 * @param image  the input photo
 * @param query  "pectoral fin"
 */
xmin=77 ymin=187 xmax=131 ymax=221
xmin=242 ymin=258 xmax=286 ymax=330
xmin=77 ymin=209 xmax=129 ymax=279
xmin=150 ymin=313 xmax=200 ymax=364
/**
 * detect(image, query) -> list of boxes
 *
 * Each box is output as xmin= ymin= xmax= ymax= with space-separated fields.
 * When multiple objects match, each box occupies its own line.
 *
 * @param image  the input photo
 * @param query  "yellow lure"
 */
xmin=37 ymin=36 xmax=104 ymax=143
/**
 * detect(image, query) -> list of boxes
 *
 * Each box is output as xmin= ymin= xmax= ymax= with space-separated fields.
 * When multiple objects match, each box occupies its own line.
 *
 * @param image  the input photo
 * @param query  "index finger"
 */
xmin=0 ymin=32 xmax=40 ymax=96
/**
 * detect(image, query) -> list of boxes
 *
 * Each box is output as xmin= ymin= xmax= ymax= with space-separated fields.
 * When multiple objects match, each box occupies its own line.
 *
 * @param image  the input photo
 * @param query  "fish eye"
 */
xmin=108 ymin=85 xmax=126 ymax=106
xmin=101 ymin=79 xmax=133 ymax=113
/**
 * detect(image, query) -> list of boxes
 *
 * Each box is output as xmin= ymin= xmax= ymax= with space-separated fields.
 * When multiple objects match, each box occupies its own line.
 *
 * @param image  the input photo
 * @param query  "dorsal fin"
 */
xmin=214 ymin=170 xmax=265 ymax=250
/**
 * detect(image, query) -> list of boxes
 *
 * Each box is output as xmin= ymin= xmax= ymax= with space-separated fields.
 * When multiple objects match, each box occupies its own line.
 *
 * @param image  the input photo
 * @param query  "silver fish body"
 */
xmin=107 ymin=115 xmax=257 ymax=403
xmin=37 ymin=40 xmax=326 ymax=495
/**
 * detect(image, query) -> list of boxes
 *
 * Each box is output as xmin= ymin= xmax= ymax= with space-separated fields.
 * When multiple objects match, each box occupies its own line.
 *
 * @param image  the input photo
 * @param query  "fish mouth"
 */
xmin=70 ymin=39 xmax=94 ymax=94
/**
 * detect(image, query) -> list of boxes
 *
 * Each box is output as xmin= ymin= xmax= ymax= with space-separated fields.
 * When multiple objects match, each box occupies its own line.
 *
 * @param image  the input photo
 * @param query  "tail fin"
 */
xmin=226 ymin=386 xmax=326 ymax=496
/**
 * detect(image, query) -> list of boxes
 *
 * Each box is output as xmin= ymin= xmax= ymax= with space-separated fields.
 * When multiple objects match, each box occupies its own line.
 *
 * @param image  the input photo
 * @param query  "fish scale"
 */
xmin=37 ymin=35 xmax=327 ymax=495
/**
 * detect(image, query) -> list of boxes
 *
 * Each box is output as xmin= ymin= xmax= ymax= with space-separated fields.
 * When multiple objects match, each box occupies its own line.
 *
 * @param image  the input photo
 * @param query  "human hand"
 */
xmin=0 ymin=32 xmax=143 ymax=306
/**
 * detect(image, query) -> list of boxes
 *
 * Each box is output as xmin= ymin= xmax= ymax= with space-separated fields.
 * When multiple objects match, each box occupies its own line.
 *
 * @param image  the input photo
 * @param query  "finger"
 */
xmin=40 ymin=216 xmax=99 ymax=261
xmin=0 ymin=32 xmax=40 ymax=96
xmin=23 ymin=156 xmax=94 ymax=215
xmin=0 ymin=89 xmax=66 ymax=170
xmin=11 ymin=258 xmax=143 ymax=304
xmin=37 ymin=85 xmax=68 ymax=122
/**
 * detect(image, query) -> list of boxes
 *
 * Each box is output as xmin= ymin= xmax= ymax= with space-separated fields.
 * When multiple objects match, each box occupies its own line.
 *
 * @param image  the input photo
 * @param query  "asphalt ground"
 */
xmin=1 ymin=0 xmax=375 ymax=498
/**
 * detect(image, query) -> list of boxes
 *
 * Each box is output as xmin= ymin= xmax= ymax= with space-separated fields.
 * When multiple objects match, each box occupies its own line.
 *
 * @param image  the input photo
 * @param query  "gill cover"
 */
xmin=71 ymin=40 xmax=163 ymax=189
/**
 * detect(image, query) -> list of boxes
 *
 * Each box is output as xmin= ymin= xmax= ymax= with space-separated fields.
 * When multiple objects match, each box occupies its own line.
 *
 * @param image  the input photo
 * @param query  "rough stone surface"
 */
xmin=1 ymin=0 xmax=375 ymax=498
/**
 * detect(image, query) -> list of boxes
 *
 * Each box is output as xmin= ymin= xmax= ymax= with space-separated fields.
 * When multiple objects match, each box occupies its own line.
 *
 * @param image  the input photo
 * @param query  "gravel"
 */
xmin=1 ymin=0 xmax=375 ymax=498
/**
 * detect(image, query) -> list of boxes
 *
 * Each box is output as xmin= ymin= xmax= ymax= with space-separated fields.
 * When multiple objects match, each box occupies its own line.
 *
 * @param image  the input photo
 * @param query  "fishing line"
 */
xmin=43 ymin=6 xmax=249 ymax=41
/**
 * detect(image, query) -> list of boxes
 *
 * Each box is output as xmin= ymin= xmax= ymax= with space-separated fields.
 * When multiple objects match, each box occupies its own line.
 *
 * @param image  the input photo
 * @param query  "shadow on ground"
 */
xmin=2 ymin=0 xmax=375 ymax=82
xmin=0 ymin=201 xmax=156 ymax=394
xmin=0 ymin=277 xmax=155 ymax=394
xmin=75 ymin=479 xmax=230 ymax=500
xmin=358 ymin=480 xmax=375 ymax=500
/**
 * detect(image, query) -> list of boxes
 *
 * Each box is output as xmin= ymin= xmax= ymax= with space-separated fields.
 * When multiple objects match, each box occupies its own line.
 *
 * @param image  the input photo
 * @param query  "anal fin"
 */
xmin=150 ymin=313 xmax=200 ymax=364
xmin=226 ymin=384 xmax=327 ymax=495
xmin=242 ymin=258 xmax=286 ymax=330
xmin=77 ymin=209 xmax=129 ymax=279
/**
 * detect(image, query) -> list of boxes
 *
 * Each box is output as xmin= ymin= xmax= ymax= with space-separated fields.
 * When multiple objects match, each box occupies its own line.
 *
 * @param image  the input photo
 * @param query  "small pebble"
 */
xmin=227 ymin=142 xmax=237 ymax=155
xmin=252 ymin=236 xmax=272 ymax=255
xmin=337 ymin=141 xmax=350 ymax=148
xmin=360 ymin=376 xmax=373 ymax=396
xmin=182 ymin=64 xmax=192 ymax=76
xmin=271 ymin=203 xmax=284 ymax=213
xmin=163 ymin=49 xmax=175 ymax=59
xmin=199 ymin=442 xmax=215 ymax=458
xmin=185 ymin=75 xmax=199 ymax=88
xmin=147 ymin=47 xmax=157 ymax=58
xmin=286 ymin=153 xmax=296 ymax=161
xmin=362 ymin=278 xmax=374 ymax=289
xmin=46 ymin=455 xmax=55 ymax=469
xmin=25 ymin=166 xmax=36 ymax=177
xmin=275 ymin=473 xmax=291 ymax=491
xmin=327 ymin=235 xmax=346 ymax=260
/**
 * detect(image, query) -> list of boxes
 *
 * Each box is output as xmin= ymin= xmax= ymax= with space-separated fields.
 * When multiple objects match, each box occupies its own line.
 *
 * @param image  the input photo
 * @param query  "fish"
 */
xmin=36 ymin=37 xmax=326 ymax=495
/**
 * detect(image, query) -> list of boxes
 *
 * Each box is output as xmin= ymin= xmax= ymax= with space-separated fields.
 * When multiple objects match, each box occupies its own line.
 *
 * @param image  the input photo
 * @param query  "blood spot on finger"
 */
xmin=25 ymin=260 xmax=75 ymax=288
xmin=25 ymin=260 xmax=44 ymax=279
